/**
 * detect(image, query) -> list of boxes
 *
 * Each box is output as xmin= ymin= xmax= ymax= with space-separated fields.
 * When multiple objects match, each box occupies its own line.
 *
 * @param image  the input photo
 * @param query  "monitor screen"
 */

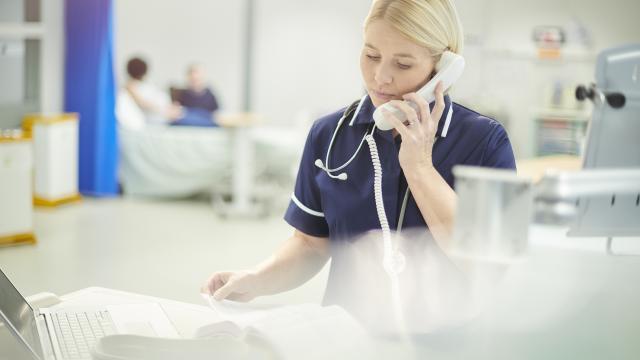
xmin=0 ymin=268 xmax=43 ymax=359
xmin=569 ymin=44 xmax=640 ymax=237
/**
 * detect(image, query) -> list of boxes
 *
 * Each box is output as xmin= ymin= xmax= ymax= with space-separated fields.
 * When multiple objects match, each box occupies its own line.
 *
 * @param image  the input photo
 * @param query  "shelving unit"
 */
xmin=484 ymin=47 xmax=596 ymax=63
xmin=534 ymin=108 xmax=589 ymax=156
xmin=0 ymin=0 xmax=63 ymax=129
xmin=0 ymin=0 xmax=42 ymax=129
xmin=470 ymin=44 xmax=596 ymax=159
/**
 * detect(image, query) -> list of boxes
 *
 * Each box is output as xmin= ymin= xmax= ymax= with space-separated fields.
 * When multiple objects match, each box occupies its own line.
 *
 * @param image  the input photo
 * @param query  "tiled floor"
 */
xmin=0 ymin=197 xmax=329 ymax=306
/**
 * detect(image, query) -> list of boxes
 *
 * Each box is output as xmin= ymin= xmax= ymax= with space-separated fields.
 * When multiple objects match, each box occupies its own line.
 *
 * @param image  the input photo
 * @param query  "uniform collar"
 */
xmin=349 ymin=94 xmax=453 ymax=138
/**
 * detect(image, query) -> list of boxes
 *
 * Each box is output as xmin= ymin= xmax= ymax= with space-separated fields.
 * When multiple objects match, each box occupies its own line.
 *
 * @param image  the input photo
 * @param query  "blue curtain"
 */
xmin=64 ymin=0 xmax=118 ymax=196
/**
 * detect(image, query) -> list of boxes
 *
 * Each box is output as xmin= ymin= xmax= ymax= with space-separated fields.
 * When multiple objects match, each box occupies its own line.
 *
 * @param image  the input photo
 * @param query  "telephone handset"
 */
xmin=372 ymin=51 xmax=465 ymax=131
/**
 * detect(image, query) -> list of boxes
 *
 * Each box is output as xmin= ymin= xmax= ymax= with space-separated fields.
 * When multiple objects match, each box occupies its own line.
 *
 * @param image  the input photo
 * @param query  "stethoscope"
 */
xmin=313 ymin=95 xmax=442 ymax=276
xmin=313 ymin=94 xmax=441 ymax=228
xmin=313 ymin=95 xmax=373 ymax=181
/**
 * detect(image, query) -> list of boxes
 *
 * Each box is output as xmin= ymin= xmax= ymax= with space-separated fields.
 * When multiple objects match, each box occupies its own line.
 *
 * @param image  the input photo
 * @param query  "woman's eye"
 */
xmin=397 ymin=63 xmax=412 ymax=70
xmin=366 ymin=55 xmax=381 ymax=61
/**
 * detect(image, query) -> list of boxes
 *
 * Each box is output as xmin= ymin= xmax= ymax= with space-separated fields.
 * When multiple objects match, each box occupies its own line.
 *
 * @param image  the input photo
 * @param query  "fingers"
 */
xmin=201 ymin=272 xmax=232 ymax=296
xmin=384 ymin=100 xmax=427 ymax=141
xmin=202 ymin=271 xmax=258 ymax=302
xmin=225 ymin=292 xmax=254 ymax=302
xmin=429 ymin=82 xmax=446 ymax=133
xmin=213 ymin=274 xmax=227 ymax=295
xmin=401 ymin=92 xmax=431 ymax=127
xmin=211 ymin=272 xmax=254 ymax=301
xmin=212 ymin=281 xmax=237 ymax=301
xmin=402 ymin=82 xmax=446 ymax=135
xmin=388 ymin=100 xmax=419 ymax=125
xmin=212 ymin=281 xmax=254 ymax=302
xmin=380 ymin=107 xmax=411 ymax=140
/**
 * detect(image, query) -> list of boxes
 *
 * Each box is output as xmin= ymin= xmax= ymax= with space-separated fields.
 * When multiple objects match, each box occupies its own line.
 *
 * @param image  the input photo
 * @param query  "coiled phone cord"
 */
xmin=365 ymin=133 xmax=408 ymax=334
xmin=364 ymin=133 xmax=407 ymax=276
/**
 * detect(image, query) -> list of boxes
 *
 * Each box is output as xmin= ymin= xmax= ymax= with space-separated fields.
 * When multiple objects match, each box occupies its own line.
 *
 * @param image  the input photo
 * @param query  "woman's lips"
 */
xmin=371 ymin=89 xmax=395 ymax=101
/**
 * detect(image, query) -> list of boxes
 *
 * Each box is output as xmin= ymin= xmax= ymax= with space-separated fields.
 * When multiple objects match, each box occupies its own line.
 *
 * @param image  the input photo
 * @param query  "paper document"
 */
xmin=201 ymin=294 xmax=278 ymax=327
xmin=197 ymin=294 xmax=374 ymax=360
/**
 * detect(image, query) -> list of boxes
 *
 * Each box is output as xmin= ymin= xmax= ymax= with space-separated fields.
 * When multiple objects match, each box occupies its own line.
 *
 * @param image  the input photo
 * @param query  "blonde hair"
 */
xmin=364 ymin=0 xmax=464 ymax=57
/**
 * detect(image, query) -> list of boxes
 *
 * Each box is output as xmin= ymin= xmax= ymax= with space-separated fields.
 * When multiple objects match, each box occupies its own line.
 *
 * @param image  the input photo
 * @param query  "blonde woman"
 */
xmin=203 ymin=0 xmax=515 ymax=328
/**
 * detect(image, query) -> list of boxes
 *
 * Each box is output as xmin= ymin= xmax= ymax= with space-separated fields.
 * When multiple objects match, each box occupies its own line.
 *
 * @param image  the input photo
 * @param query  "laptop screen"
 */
xmin=0 ymin=268 xmax=43 ymax=359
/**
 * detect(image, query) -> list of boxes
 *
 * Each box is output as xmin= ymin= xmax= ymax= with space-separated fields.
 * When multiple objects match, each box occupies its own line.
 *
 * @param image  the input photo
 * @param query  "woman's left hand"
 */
xmin=382 ymin=81 xmax=446 ymax=173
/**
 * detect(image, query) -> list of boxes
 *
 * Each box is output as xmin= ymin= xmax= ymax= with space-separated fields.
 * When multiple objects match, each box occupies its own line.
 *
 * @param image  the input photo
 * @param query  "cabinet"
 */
xmin=0 ymin=134 xmax=36 ymax=246
xmin=23 ymin=113 xmax=80 ymax=206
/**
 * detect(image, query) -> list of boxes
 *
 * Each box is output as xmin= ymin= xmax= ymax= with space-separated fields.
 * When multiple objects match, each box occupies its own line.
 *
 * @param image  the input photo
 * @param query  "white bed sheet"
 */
xmin=118 ymin=125 xmax=303 ymax=198
xmin=119 ymin=126 xmax=232 ymax=197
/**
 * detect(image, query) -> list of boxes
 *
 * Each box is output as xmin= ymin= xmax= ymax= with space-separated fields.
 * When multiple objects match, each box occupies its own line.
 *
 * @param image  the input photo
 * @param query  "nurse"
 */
xmin=202 ymin=0 xmax=516 ymax=309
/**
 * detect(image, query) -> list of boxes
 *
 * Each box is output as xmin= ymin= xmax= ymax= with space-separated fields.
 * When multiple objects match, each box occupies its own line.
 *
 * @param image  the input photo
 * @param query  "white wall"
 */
xmin=113 ymin=0 xmax=639 ymax=157
xmin=114 ymin=0 xmax=247 ymax=112
xmin=0 ymin=40 xmax=24 ymax=105
xmin=252 ymin=0 xmax=371 ymax=125
xmin=114 ymin=0 xmax=371 ymax=125
xmin=0 ymin=0 xmax=24 ymax=107
xmin=453 ymin=0 xmax=640 ymax=158
xmin=0 ymin=0 xmax=22 ymax=22
xmin=41 ymin=0 xmax=64 ymax=113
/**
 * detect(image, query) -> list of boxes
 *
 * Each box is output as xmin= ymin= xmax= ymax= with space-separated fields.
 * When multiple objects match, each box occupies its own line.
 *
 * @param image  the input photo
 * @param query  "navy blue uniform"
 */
xmin=285 ymin=95 xmax=516 ymax=241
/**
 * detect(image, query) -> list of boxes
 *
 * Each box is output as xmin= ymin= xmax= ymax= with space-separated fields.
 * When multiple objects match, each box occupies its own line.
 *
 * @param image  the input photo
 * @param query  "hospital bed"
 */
xmin=117 ymin=124 xmax=303 ymax=210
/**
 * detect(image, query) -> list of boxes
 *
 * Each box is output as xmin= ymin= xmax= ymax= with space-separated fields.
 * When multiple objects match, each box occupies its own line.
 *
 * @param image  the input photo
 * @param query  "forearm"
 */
xmin=251 ymin=231 xmax=330 ymax=296
xmin=405 ymin=165 xmax=457 ymax=249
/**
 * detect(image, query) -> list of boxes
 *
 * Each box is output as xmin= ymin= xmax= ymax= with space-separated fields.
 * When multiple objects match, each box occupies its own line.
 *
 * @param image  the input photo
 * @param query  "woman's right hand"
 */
xmin=200 ymin=270 xmax=261 ymax=302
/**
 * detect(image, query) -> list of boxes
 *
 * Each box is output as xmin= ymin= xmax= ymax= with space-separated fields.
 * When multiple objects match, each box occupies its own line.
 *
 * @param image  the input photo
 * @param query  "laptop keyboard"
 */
xmin=50 ymin=310 xmax=116 ymax=359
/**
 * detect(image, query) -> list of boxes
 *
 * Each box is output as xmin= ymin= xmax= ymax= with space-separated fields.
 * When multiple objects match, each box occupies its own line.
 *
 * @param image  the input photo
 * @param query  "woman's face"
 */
xmin=360 ymin=20 xmax=436 ymax=107
xmin=188 ymin=65 xmax=206 ymax=91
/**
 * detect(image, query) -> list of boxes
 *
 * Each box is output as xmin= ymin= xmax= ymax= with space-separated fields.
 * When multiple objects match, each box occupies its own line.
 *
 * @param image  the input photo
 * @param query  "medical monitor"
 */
xmin=568 ymin=44 xmax=640 ymax=237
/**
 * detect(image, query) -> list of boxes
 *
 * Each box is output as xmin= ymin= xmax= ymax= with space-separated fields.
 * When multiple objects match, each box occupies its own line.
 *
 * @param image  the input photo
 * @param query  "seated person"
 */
xmin=121 ymin=57 xmax=182 ymax=127
xmin=170 ymin=64 xmax=220 ymax=127
xmin=117 ymin=57 xmax=216 ymax=129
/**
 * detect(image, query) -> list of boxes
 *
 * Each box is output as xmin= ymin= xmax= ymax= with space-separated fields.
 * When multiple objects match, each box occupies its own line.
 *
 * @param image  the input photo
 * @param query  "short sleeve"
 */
xmin=481 ymin=123 xmax=517 ymax=170
xmin=284 ymin=121 xmax=330 ymax=237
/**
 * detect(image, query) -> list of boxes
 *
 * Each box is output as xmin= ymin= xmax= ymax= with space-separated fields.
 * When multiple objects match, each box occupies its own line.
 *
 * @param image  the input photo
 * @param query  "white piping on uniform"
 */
xmin=348 ymin=95 xmax=368 ymax=126
xmin=441 ymin=105 xmax=453 ymax=138
xmin=291 ymin=193 xmax=325 ymax=217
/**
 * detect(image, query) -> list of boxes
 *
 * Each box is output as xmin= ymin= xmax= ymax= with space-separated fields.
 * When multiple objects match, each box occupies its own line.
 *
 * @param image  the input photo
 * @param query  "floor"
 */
xmin=0 ymin=197 xmax=329 ymax=307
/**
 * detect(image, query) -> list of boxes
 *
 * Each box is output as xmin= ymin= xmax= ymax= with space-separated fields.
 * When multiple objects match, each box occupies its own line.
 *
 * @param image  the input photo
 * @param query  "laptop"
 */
xmin=0 ymin=267 xmax=180 ymax=359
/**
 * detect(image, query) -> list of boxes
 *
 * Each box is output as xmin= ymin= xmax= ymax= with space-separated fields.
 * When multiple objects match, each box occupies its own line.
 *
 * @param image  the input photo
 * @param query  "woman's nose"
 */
xmin=374 ymin=64 xmax=393 ymax=85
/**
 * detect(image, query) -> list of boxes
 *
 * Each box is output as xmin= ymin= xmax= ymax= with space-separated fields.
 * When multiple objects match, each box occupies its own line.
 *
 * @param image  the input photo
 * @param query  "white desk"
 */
xmin=0 ymin=287 xmax=221 ymax=360
xmin=2 ymin=229 xmax=640 ymax=359
xmin=0 ymin=287 xmax=371 ymax=360
xmin=49 ymin=287 xmax=219 ymax=337
xmin=216 ymin=113 xmax=261 ymax=217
